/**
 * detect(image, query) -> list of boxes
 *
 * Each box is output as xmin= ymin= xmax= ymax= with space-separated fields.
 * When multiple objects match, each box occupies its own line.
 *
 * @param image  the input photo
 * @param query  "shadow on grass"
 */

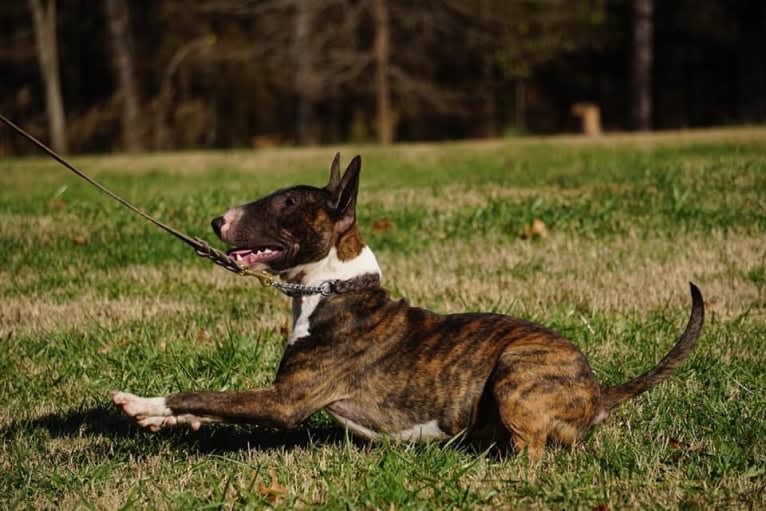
xmin=1 ymin=405 xmax=514 ymax=461
xmin=0 ymin=404 xmax=348 ymax=454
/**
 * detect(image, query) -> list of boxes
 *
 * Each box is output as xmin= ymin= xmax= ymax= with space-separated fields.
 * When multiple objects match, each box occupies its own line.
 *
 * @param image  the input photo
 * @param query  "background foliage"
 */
xmin=1 ymin=0 xmax=765 ymax=153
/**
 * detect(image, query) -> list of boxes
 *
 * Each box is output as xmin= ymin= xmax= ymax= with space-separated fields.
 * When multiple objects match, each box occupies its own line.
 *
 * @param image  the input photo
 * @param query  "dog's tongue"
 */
xmin=229 ymin=248 xmax=280 ymax=267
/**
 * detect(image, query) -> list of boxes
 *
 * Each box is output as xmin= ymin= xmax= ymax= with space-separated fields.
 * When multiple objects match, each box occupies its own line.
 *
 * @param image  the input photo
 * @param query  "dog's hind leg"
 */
xmin=490 ymin=340 xmax=601 ymax=462
xmin=493 ymin=389 xmax=548 ymax=462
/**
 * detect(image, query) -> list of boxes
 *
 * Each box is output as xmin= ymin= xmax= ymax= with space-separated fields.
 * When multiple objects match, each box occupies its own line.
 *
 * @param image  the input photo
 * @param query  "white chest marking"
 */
xmin=286 ymin=246 xmax=381 ymax=345
xmin=289 ymin=294 xmax=320 ymax=344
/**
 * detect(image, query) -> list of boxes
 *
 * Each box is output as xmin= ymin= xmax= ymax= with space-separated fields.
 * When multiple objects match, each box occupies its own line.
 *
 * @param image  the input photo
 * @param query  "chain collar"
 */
xmin=194 ymin=240 xmax=380 ymax=297
xmin=272 ymin=272 xmax=381 ymax=297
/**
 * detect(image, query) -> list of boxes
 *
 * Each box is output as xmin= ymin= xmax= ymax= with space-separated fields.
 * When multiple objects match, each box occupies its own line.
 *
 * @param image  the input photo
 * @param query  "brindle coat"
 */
xmin=113 ymin=154 xmax=704 ymax=461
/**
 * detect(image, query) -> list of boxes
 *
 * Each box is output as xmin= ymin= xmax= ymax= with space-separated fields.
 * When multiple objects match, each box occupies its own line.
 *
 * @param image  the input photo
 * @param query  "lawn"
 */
xmin=1 ymin=128 xmax=765 ymax=509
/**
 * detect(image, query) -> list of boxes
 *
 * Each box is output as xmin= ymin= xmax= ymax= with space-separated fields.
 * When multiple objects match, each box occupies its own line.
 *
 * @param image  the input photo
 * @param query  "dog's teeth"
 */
xmin=235 ymin=253 xmax=243 ymax=262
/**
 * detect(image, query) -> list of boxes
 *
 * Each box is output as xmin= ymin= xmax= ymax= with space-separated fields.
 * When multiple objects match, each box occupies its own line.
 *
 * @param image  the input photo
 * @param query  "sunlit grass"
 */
xmin=1 ymin=130 xmax=765 ymax=509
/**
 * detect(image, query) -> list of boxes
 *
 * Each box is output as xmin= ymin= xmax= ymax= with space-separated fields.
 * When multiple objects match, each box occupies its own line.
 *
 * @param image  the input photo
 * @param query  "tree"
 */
xmin=27 ymin=0 xmax=67 ymax=153
xmin=632 ymin=0 xmax=652 ymax=131
xmin=293 ymin=1 xmax=320 ymax=145
xmin=2 ymin=0 xmax=763 ymax=154
xmin=372 ymin=0 xmax=392 ymax=144
xmin=105 ymin=0 xmax=143 ymax=152
xmin=105 ymin=0 xmax=143 ymax=151
xmin=483 ymin=0 xmax=607 ymax=133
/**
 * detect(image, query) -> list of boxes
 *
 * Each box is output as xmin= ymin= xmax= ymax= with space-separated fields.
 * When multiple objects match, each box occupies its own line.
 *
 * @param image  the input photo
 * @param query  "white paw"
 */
xmin=111 ymin=390 xmax=207 ymax=432
xmin=136 ymin=414 xmax=204 ymax=432
xmin=112 ymin=390 xmax=170 ymax=418
xmin=112 ymin=390 xmax=210 ymax=431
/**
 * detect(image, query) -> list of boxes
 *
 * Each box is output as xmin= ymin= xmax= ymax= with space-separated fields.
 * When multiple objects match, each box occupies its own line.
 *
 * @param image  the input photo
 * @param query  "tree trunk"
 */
xmin=515 ymin=80 xmax=526 ymax=133
xmin=294 ymin=2 xmax=319 ymax=145
xmin=28 ymin=0 xmax=67 ymax=153
xmin=479 ymin=0 xmax=496 ymax=138
xmin=480 ymin=60 xmax=496 ymax=137
xmin=737 ymin=1 xmax=766 ymax=122
xmin=105 ymin=0 xmax=143 ymax=152
xmin=372 ymin=0 xmax=393 ymax=144
xmin=631 ymin=0 xmax=653 ymax=131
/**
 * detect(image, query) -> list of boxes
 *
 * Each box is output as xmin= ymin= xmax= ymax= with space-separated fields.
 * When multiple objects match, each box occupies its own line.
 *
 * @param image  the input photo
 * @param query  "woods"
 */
xmin=105 ymin=0 xmax=143 ymax=152
xmin=27 ymin=0 xmax=67 ymax=153
xmin=1 ymin=0 xmax=764 ymax=154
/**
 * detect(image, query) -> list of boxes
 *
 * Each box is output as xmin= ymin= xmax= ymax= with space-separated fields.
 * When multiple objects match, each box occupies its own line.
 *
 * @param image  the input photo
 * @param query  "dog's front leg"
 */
xmin=112 ymin=386 xmax=324 ymax=432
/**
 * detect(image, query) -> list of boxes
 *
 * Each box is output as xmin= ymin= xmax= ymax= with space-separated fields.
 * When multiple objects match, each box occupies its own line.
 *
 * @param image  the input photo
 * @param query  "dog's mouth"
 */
xmin=227 ymin=245 xmax=285 ymax=268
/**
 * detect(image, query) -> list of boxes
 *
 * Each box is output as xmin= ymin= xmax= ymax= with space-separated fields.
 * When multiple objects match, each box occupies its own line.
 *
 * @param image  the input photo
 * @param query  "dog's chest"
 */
xmin=290 ymin=295 xmax=320 ymax=344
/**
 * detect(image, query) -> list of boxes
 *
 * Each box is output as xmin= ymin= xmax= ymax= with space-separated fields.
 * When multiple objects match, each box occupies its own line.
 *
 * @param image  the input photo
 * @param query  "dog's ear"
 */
xmin=326 ymin=152 xmax=342 ymax=195
xmin=331 ymin=155 xmax=361 ymax=234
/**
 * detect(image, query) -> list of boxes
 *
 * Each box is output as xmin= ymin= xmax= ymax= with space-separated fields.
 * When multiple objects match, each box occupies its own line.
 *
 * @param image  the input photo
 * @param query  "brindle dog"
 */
xmin=113 ymin=154 xmax=704 ymax=461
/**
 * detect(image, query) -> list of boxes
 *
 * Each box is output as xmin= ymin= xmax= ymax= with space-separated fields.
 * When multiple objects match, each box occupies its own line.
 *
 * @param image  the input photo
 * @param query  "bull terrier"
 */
xmin=113 ymin=154 xmax=703 ymax=461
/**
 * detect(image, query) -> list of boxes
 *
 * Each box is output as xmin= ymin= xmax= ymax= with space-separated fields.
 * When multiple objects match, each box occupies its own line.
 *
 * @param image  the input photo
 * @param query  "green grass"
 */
xmin=1 ymin=129 xmax=765 ymax=509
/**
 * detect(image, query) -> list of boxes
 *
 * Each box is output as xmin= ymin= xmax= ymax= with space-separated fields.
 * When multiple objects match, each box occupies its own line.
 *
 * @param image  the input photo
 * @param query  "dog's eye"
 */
xmin=284 ymin=196 xmax=296 ymax=207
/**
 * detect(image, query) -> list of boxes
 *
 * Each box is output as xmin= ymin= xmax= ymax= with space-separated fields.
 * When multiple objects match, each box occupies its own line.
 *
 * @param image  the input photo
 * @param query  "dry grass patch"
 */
xmin=106 ymin=265 xmax=291 ymax=333
xmin=365 ymin=184 xmax=583 ymax=212
xmin=11 ymin=125 xmax=762 ymax=177
xmin=0 ymin=212 xmax=87 ymax=242
xmin=69 ymin=147 xmax=366 ymax=176
xmin=383 ymin=231 xmax=765 ymax=320
xmin=0 ymin=294 xmax=195 ymax=336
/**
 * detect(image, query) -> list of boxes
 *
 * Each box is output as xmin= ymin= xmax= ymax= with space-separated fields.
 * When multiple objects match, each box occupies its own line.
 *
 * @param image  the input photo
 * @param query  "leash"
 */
xmin=0 ymin=114 xmax=376 ymax=297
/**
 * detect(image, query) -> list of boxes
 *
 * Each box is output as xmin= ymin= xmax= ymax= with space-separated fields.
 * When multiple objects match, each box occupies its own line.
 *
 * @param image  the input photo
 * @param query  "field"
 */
xmin=1 ymin=128 xmax=765 ymax=509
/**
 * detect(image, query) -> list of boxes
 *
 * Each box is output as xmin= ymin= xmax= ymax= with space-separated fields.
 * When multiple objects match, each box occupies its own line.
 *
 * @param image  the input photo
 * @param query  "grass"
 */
xmin=1 ymin=127 xmax=765 ymax=509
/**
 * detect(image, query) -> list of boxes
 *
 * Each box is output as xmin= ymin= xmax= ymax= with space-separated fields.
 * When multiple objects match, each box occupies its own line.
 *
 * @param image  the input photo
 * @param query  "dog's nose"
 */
xmin=211 ymin=216 xmax=225 ymax=237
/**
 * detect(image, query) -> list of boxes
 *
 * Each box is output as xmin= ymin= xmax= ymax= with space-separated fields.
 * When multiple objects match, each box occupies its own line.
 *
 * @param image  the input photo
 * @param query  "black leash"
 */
xmin=1 ymin=114 xmax=268 ymax=282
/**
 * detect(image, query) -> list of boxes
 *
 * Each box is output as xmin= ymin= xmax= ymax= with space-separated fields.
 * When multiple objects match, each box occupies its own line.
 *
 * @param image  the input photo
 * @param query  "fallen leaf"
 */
xmin=49 ymin=198 xmax=67 ymax=209
xmin=371 ymin=218 xmax=394 ymax=233
xmin=195 ymin=329 xmax=209 ymax=344
xmin=521 ymin=218 xmax=547 ymax=239
xmin=71 ymin=234 xmax=89 ymax=245
xmin=258 ymin=468 xmax=287 ymax=504
xmin=668 ymin=438 xmax=700 ymax=451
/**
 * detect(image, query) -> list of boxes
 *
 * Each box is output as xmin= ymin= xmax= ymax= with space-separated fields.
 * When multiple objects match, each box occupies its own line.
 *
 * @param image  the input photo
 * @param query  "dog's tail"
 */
xmin=594 ymin=283 xmax=704 ymax=422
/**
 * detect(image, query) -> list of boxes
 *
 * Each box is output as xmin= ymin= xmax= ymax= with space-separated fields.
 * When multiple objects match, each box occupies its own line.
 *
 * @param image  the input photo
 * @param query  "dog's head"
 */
xmin=211 ymin=153 xmax=362 ymax=274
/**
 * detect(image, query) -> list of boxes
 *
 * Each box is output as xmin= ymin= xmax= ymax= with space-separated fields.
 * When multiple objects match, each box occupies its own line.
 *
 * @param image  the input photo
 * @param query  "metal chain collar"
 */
xmin=194 ymin=237 xmax=381 ymax=297
xmin=267 ymin=272 xmax=382 ymax=297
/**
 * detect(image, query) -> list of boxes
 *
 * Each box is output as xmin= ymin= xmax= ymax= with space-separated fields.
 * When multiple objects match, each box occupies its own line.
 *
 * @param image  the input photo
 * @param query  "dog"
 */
xmin=112 ymin=153 xmax=704 ymax=461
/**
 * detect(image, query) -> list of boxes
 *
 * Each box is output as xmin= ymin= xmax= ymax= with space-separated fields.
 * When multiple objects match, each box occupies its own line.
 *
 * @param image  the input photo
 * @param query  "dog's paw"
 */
xmin=111 ymin=390 xmax=170 ymax=418
xmin=136 ymin=414 xmax=204 ymax=432
xmin=111 ymin=390 xmax=205 ymax=431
